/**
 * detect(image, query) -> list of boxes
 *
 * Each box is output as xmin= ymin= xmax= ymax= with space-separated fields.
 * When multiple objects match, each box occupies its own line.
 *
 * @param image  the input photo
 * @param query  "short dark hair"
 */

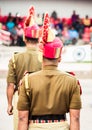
xmin=43 ymin=56 xmax=59 ymax=61
xmin=25 ymin=36 xmax=38 ymax=44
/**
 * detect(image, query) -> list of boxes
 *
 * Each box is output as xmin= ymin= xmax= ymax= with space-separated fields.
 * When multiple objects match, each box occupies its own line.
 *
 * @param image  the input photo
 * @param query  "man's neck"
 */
xmin=26 ymin=43 xmax=38 ymax=48
xmin=42 ymin=59 xmax=58 ymax=67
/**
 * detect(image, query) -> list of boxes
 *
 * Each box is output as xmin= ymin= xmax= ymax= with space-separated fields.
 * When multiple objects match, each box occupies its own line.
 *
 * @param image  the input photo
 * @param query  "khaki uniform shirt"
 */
xmin=17 ymin=65 xmax=82 ymax=116
xmin=7 ymin=47 xmax=42 ymax=89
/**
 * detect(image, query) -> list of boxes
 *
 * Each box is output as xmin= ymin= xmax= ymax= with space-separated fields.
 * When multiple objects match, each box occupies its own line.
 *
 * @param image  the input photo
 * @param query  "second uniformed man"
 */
xmin=6 ymin=6 xmax=42 ymax=130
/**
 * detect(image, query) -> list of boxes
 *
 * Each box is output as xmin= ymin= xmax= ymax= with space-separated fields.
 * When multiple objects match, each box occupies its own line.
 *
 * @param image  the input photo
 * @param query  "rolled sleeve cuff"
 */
xmin=70 ymin=101 xmax=82 ymax=109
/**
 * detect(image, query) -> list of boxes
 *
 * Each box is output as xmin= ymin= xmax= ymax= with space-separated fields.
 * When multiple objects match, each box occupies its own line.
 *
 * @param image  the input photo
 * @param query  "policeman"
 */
xmin=6 ymin=6 xmax=42 ymax=130
xmin=17 ymin=13 xmax=82 ymax=130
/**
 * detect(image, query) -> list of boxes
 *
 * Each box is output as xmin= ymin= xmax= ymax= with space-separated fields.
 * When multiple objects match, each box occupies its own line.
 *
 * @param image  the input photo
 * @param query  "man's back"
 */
xmin=7 ymin=48 xmax=41 ymax=88
xmin=18 ymin=65 xmax=81 ymax=116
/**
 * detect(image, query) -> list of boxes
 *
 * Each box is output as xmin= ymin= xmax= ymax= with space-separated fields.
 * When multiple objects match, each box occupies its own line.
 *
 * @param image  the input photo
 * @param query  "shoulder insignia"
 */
xmin=12 ymin=54 xmax=16 ymax=69
xmin=12 ymin=52 xmax=19 ymax=69
xmin=14 ymin=52 xmax=19 ymax=54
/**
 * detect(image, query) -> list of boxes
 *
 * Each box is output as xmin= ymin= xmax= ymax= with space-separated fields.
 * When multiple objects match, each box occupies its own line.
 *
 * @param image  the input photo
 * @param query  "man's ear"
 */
xmin=23 ymin=37 xmax=27 ymax=43
xmin=58 ymin=56 xmax=61 ymax=62
xmin=23 ymin=33 xmax=26 ymax=42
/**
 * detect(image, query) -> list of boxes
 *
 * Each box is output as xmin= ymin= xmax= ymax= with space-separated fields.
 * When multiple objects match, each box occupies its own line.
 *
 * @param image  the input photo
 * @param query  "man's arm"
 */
xmin=6 ymin=83 xmax=15 ymax=115
xmin=70 ymin=109 xmax=80 ymax=130
xmin=6 ymin=56 xmax=17 ymax=115
xmin=18 ymin=110 xmax=29 ymax=130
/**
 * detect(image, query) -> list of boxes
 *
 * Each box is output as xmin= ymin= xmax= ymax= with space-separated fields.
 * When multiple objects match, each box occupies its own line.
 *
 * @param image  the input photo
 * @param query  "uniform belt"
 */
xmin=29 ymin=119 xmax=65 ymax=123
xmin=29 ymin=114 xmax=66 ymax=123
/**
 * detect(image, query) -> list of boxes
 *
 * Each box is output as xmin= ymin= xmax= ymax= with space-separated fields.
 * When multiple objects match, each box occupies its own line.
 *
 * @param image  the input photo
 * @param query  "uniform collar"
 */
xmin=42 ymin=65 xmax=58 ymax=70
xmin=26 ymin=47 xmax=38 ymax=52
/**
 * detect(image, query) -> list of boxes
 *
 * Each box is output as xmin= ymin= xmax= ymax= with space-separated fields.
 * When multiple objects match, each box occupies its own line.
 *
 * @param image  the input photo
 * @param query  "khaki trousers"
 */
xmin=29 ymin=121 xmax=69 ymax=130
xmin=13 ymin=91 xmax=19 ymax=130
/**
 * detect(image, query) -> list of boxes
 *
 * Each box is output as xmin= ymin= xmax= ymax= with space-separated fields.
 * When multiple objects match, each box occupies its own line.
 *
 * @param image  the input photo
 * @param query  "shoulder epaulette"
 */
xmin=14 ymin=52 xmax=19 ymax=54
xmin=12 ymin=52 xmax=19 ymax=69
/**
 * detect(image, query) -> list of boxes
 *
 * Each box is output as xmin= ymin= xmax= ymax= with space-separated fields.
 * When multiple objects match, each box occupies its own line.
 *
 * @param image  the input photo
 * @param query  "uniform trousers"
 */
xmin=29 ymin=121 xmax=69 ymax=130
xmin=13 ymin=91 xmax=19 ymax=130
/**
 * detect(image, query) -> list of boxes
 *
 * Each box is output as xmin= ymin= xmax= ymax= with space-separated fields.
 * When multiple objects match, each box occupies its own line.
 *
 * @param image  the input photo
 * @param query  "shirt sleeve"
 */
xmin=17 ymin=78 xmax=31 ymax=111
xmin=69 ymin=79 xmax=82 ymax=109
xmin=7 ymin=58 xmax=16 ymax=84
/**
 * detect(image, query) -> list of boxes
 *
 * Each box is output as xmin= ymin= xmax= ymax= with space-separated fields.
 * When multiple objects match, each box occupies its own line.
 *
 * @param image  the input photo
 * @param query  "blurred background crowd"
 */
xmin=0 ymin=1 xmax=92 ymax=130
xmin=0 ymin=10 xmax=92 ymax=47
